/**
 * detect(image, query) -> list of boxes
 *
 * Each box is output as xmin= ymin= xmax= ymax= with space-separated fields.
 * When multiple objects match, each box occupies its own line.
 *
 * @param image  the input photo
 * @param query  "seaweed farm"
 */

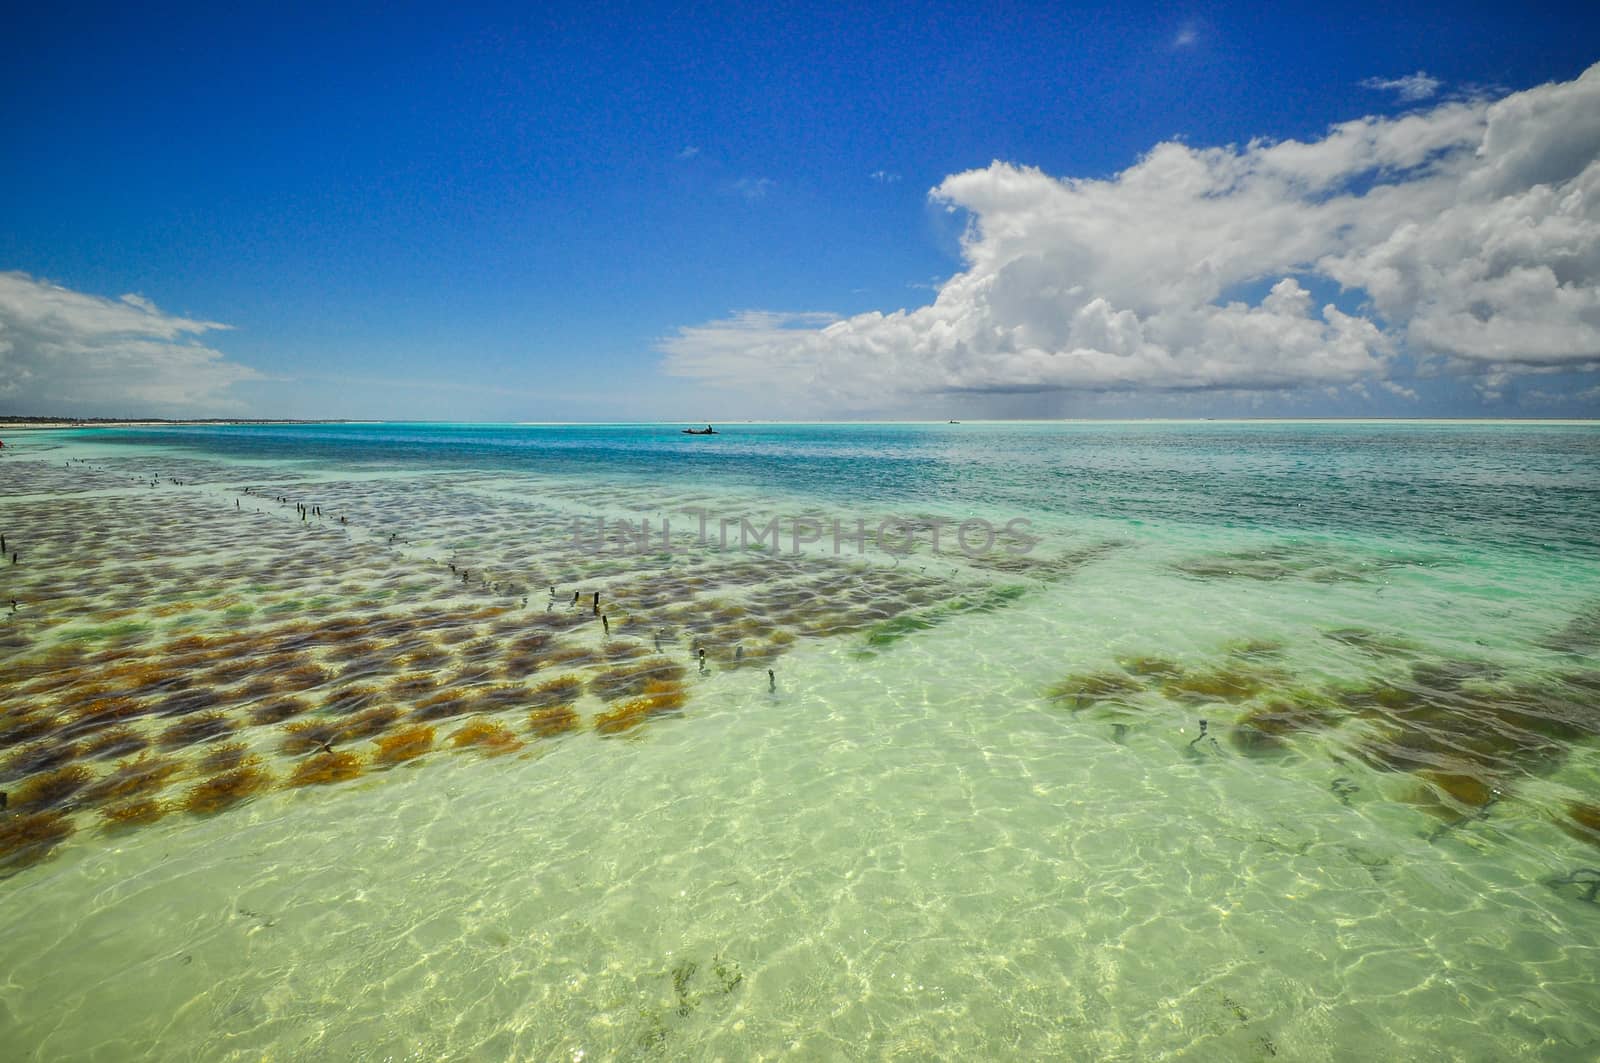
xmin=2 ymin=420 xmax=1600 ymax=1059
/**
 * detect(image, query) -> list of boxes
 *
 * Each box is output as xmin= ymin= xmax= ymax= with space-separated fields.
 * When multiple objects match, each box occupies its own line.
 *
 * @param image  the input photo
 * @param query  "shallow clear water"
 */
xmin=1 ymin=421 xmax=1599 ymax=1060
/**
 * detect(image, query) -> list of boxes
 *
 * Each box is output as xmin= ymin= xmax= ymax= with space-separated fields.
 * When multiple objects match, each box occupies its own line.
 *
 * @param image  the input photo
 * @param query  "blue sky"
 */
xmin=2 ymin=2 xmax=1599 ymax=420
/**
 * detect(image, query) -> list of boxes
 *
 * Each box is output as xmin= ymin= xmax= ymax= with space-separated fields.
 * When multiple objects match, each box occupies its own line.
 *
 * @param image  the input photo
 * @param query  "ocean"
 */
xmin=1 ymin=420 xmax=1598 ymax=1060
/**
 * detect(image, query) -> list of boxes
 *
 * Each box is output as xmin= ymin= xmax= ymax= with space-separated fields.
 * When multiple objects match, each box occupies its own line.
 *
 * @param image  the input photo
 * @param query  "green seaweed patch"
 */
xmin=861 ymin=584 xmax=1028 ymax=653
xmin=1322 ymin=628 xmax=1420 ymax=658
xmin=1224 ymin=638 xmax=1285 ymax=660
xmin=63 ymin=621 xmax=152 ymax=642
xmin=1045 ymin=670 xmax=1143 ymax=710
xmin=1116 ymin=655 xmax=1184 ymax=679
xmin=1543 ymin=605 xmax=1600 ymax=656
xmin=1410 ymin=658 xmax=1502 ymax=692
xmin=1348 ymin=682 xmax=1572 ymax=784
xmin=1228 ymin=694 xmax=1341 ymax=757
xmin=1161 ymin=665 xmax=1275 ymax=703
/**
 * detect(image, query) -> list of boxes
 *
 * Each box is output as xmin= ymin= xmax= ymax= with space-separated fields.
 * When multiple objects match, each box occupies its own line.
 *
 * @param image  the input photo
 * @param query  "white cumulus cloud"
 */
xmin=732 ymin=176 xmax=776 ymax=201
xmin=1361 ymin=71 xmax=1443 ymax=102
xmin=662 ymin=63 xmax=1600 ymax=414
xmin=0 ymin=272 xmax=261 ymax=413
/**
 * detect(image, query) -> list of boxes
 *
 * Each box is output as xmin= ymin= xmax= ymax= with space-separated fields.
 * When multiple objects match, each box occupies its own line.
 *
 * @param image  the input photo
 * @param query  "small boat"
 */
xmin=682 ymin=425 xmax=717 ymax=435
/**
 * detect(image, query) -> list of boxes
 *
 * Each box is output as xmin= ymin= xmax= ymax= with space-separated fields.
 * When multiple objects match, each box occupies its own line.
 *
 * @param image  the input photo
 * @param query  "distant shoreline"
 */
xmin=2 ymin=416 xmax=1598 ymax=433
xmin=0 ymin=418 xmax=352 ymax=431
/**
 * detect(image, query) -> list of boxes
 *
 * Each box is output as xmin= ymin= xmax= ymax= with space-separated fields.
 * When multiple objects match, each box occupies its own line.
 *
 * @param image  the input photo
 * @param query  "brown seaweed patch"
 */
xmin=183 ymin=766 xmax=273 ymax=813
xmin=101 ymin=798 xmax=169 ymax=829
xmin=277 ymin=664 xmax=331 ymax=692
xmin=593 ymin=679 xmax=689 ymax=736
xmin=102 ymin=661 xmax=194 ymax=698
xmin=81 ymin=726 xmax=150 ymax=761
xmin=11 ymin=764 xmax=93 ymax=812
xmin=155 ymin=686 xmax=224 ymax=718
xmin=324 ymin=684 xmax=382 ymax=714
xmin=546 ymin=645 xmax=601 ymax=668
xmin=0 ymin=710 xmax=58 ymax=750
xmin=449 ymin=719 xmax=523 ymax=755
xmin=285 ymin=751 xmax=365 ymax=787
xmin=204 ymin=655 xmax=259 ymax=685
xmin=1414 ymin=769 xmax=1501 ymax=814
xmin=326 ymin=638 xmax=384 ymax=663
xmin=3 ymin=740 xmax=80 ymax=782
xmin=388 ymin=674 xmax=440 ymax=699
xmin=197 ymin=741 xmax=253 ymax=774
xmin=84 ymin=755 xmax=184 ymax=804
xmin=280 ymin=719 xmax=345 ymax=755
xmin=338 ymin=656 xmax=389 ymax=682
xmin=527 ymin=704 xmax=580 ymax=738
xmin=0 ymin=811 xmax=75 ymax=872
xmin=592 ymin=700 xmax=653 ymax=735
xmin=159 ymin=711 xmax=237 ymax=749
xmin=412 ymin=690 xmax=473 ymax=722
xmin=1559 ymin=802 xmax=1600 ymax=848
xmin=459 ymin=639 xmax=502 ymax=663
xmin=528 ymin=676 xmax=583 ymax=709
xmin=373 ymin=725 xmax=434 ymax=765
xmin=635 ymin=679 xmax=687 ymax=713
xmin=1402 ymin=769 xmax=1506 ymax=823
xmin=248 ymin=697 xmax=312 ymax=726
xmin=1045 ymin=671 xmax=1142 ymax=710
xmin=589 ymin=658 xmax=688 ymax=702
xmin=67 ymin=696 xmax=151 ymax=733
xmin=341 ymin=705 xmax=402 ymax=740
xmin=499 ymin=648 xmax=548 ymax=677
xmin=508 ymin=631 xmax=554 ymax=654
xmin=391 ymin=645 xmax=450 ymax=670
xmin=165 ymin=634 xmax=222 ymax=655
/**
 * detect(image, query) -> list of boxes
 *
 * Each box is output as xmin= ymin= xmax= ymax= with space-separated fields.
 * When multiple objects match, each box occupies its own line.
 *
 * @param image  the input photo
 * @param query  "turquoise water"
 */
xmin=1 ymin=421 xmax=1599 ymax=1060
